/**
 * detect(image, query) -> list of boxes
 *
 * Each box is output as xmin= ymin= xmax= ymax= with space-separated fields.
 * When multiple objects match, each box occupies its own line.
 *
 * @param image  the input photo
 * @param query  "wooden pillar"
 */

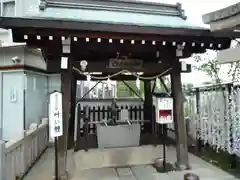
xmin=143 ymin=80 xmax=153 ymax=133
xmin=170 ymin=60 xmax=189 ymax=170
xmin=57 ymin=37 xmax=72 ymax=180
xmin=195 ymin=88 xmax=202 ymax=153
xmin=68 ymin=75 xmax=76 ymax=149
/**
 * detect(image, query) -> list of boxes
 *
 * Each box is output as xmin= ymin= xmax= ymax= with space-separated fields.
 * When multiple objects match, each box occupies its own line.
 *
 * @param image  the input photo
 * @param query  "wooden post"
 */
xmin=68 ymin=75 xmax=76 ymax=149
xmin=171 ymin=60 xmax=189 ymax=170
xmin=195 ymin=88 xmax=202 ymax=153
xmin=74 ymin=103 xmax=81 ymax=152
xmin=57 ymin=37 xmax=73 ymax=180
xmin=57 ymin=60 xmax=72 ymax=179
xmin=143 ymin=80 xmax=153 ymax=133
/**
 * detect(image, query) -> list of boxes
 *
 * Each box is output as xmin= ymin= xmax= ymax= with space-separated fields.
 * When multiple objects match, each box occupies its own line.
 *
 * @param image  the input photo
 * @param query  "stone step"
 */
xmin=74 ymin=145 xmax=164 ymax=170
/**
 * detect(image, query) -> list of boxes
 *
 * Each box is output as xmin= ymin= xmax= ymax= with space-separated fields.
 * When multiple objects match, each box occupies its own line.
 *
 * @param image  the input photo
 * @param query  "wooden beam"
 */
xmin=48 ymin=58 xmax=191 ymax=75
xmin=202 ymin=3 xmax=240 ymax=24
xmin=74 ymin=60 xmax=172 ymax=74
xmin=208 ymin=13 xmax=240 ymax=32
xmin=217 ymin=46 xmax=240 ymax=64
xmin=47 ymin=59 xmax=173 ymax=73
xmin=170 ymin=60 xmax=189 ymax=170
xmin=11 ymin=27 xmax=233 ymax=49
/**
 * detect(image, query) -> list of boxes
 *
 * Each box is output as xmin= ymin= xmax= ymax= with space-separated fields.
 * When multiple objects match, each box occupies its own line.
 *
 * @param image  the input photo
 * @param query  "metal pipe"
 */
xmin=160 ymin=77 xmax=170 ymax=93
xmin=77 ymin=80 xmax=102 ymax=101
xmin=85 ymin=119 xmax=149 ymax=125
xmin=152 ymin=79 xmax=156 ymax=93
xmin=125 ymin=119 xmax=131 ymax=125
xmin=102 ymin=119 xmax=108 ymax=127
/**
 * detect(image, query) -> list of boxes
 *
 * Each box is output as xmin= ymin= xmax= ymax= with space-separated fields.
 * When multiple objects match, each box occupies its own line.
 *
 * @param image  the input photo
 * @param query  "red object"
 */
xmin=159 ymin=110 xmax=171 ymax=117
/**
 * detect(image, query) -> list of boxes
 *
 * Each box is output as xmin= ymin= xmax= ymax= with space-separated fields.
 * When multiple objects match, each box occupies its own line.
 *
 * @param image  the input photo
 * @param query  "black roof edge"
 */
xmin=0 ymin=16 xmax=239 ymax=41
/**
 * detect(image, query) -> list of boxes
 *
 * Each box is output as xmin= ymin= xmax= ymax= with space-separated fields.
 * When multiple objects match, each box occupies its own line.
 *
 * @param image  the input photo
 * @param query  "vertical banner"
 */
xmin=49 ymin=91 xmax=63 ymax=138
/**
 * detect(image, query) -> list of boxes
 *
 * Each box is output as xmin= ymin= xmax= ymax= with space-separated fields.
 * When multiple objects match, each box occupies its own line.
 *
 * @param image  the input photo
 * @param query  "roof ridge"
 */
xmin=39 ymin=0 xmax=187 ymax=19
xmin=202 ymin=2 xmax=240 ymax=24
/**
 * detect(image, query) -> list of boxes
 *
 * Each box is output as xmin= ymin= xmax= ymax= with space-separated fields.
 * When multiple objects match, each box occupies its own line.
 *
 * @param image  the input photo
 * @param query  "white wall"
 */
xmin=1 ymin=71 xmax=61 ymax=141
xmin=48 ymin=74 xmax=61 ymax=93
xmin=0 ymin=0 xmax=40 ymax=17
xmin=1 ymin=71 xmax=25 ymax=140
xmin=0 ymin=45 xmax=46 ymax=70
xmin=0 ymin=46 xmax=24 ymax=66
xmin=0 ymin=45 xmax=61 ymax=140
xmin=24 ymin=48 xmax=46 ymax=70
xmin=24 ymin=71 xmax=48 ymax=129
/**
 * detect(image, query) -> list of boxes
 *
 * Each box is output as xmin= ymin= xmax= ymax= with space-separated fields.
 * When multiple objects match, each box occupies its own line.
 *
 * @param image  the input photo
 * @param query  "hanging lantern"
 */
xmin=156 ymin=78 xmax=160 ymax=89
xmin=136 ymin=76 xmax=140 ymax=90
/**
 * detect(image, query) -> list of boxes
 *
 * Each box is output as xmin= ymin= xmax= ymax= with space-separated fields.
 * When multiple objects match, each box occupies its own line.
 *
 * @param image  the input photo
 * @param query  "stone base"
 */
xmin=74 ymin=145 xmax=164 ymax=170
xmin=175 ymin=161 xmax=191 ymax=171
xmin=153 ymin=158 xmax=175 ymax=173
xmin=52 ymin=171 xmax=69 ymax=180
xmin=184 ymin=173 xmax=200 ymax=180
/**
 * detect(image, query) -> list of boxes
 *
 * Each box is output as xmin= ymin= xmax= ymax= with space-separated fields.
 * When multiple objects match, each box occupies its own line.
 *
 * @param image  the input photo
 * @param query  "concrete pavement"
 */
xmin=24 ymin=146 xmax=238 ymax=180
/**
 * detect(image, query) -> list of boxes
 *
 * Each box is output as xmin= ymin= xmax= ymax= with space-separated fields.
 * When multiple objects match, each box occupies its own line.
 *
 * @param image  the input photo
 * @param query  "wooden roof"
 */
xmin=202 ymin=3 xmax=240 ymax=24
xmin=0 ymin=0 xmax=239 ymax=38
xmin=202 ymin=3 xmax=240 ymax=31
xmin=0 ymin=0 xmax=239 ymax=60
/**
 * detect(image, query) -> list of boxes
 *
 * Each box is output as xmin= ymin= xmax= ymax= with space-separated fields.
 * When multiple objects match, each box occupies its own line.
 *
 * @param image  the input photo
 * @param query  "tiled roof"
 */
xmin=32 ymin=0 xmax=206 ymax=30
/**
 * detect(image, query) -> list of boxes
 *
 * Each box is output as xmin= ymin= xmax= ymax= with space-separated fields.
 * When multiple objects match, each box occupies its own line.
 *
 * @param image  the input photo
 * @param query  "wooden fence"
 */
xmin=0 ymin=118 xmax=49 ymax=180
xmin=74 ymin=98 xmax=183 ymax=151
xmin=74 ymin=99 xmax=144 ymax=140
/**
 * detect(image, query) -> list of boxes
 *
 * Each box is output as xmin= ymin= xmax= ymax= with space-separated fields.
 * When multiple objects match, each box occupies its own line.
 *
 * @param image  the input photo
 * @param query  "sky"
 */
xmin=139 ymin=0 xmax=240 ymax=85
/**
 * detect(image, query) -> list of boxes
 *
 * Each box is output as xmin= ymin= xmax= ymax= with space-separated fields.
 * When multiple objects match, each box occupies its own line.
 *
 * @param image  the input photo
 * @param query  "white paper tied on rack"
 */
xmin=121 ymin=109 xmax=129 ymax=121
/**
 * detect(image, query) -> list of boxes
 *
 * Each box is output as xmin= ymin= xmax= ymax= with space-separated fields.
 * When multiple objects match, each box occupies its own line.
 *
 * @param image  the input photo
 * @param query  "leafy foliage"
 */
xmin=117 ymin=81 xmax=144 ymax=97
xmin=117 ymin=77 xmax=171 ymax=97
xmin=192 ymin=40 xmax=240 ymax=84
xmin=192 ymin=52 xmax=222 ymax=84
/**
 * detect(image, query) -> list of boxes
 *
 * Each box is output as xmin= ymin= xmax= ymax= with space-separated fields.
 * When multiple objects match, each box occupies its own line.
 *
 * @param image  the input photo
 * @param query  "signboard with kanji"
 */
xmin=49 ymin=91 xmax=63 ymax=138
xmin=153 ymin=97 xmax=173 ymax=124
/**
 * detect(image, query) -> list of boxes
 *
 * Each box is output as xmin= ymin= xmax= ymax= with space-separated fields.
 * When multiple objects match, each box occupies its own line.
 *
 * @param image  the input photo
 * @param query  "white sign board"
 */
xmin=49 ymin=91 xmax=63 ymax=138
xmin=154 ymin=97 xmax=173 ymax=124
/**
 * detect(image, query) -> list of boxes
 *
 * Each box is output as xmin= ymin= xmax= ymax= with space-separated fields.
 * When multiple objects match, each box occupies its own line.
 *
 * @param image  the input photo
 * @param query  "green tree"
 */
xmin=192 ymin=40 xmax=240 ymax=84
xmin=192 ymin=52 xmax=222 ymax=84
xmin=117 ymin=77 xmax=171 ymax=98
xmin=117 ymin=81 xmax=144 ymax=97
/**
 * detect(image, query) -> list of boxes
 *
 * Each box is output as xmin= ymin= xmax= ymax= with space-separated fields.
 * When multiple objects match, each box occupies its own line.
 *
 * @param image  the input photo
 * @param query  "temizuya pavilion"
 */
xmin=0 ymin=0 xmax=239 ymax=179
